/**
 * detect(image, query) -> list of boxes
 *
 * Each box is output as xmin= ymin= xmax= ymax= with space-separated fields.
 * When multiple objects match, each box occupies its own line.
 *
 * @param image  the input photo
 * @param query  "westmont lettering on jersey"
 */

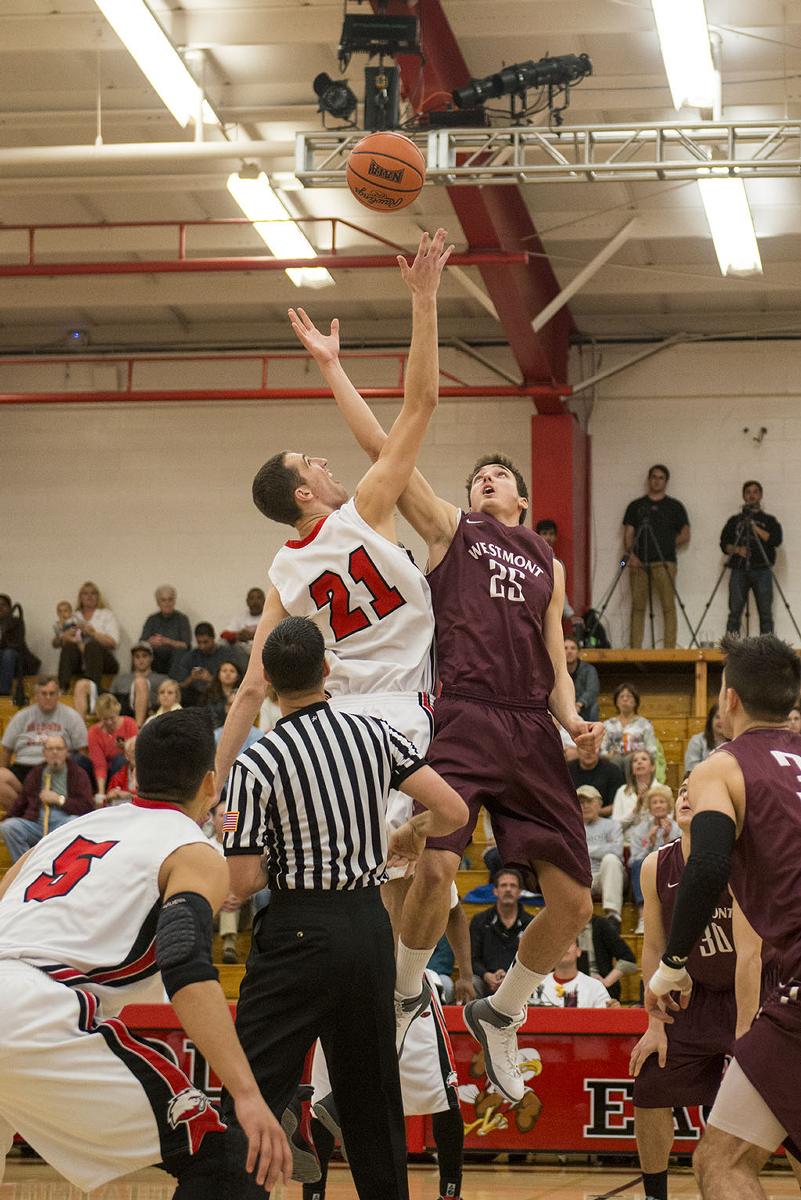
xmin=467 ymin=541 xmax=545 ymax=578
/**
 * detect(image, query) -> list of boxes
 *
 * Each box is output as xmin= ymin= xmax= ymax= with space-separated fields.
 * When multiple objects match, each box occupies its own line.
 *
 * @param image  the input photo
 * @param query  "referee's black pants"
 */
xmin=223 ymin=885 xmax=408 ymax=1200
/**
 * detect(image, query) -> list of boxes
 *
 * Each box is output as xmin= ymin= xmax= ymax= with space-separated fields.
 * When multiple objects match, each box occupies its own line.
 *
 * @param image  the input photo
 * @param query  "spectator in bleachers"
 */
xmin=611 ymin=748 xmax=657 ymax=835
xmin=221 ymin=587 xmax=265 ymax=673
xmin=623 ymin=464 xmax=690 ymax=649
xmin=0 ymin=734 xmax=93 ymax=860
xmin=564 ymin=636 xmax=599 ymax=722
xmin=203 ymin=661 xmax=244 ymax=727
xmin=720 ymin=480 xmax=783 ymax=636
xmin=579 ymin=785 xmax=626 ymax=928
xmin=600 ymin=683 xmax=657 ymax=765
xmin=212 ymin=690 xmax=261 ymax=756
xmin=109 ymin=642 xmax=167 ymax=726
xmin=531 ymin=940 xmax=614 ymax=1008
xmin=568 ymin=739 xmax=625 ymax=817
xmin=0 ymin=595 xmax=40 ymax=696
xmin=88 ymin=693 xmax=137 ymax=802
xmin=207 ymin=797 xmax=243 ymax=963
xmin=578 ymin=914 xmax=637 ymax=1003
xmin=105 ymin=735 xmax=137 ymax=804
xmin=140 ymin=585 xmax=192 ymax=676
xmin=55 ymin=581 xmax=119 ymax=694
xmin=0 ymin=676 xmax=88 ymax=810
xmin=175 ymin=623 xmax=234 ymax=707
xmin=535 ymin=520 xmax=575 ymax=621
xmin=147 ymin=678 xmax=182 ymax=721
xmin=788 ymin=705 xmax=801 ymax=734
xmin=627 ymin=784 xmax=679 ymax=933
xmin=683 ymin=702 xmax=725 ymax=772
xmin=469 ymin=868 xmax=533 ymax=998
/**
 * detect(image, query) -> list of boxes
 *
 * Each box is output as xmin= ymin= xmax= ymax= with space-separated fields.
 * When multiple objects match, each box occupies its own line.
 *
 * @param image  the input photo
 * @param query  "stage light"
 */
xmin=227 ymin=169 xmax=334 ymax=289
xmin=313 ymin=73 xmax=358 ymax=123
xmin=338 ymin=12 xmax=420 ymax=71
xmin=452 ymin=54 xmax=592 ymax=110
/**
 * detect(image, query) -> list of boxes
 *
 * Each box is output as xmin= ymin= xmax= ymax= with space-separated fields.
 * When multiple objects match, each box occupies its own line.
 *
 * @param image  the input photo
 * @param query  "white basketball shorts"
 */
xmin=0 ymin=961 xmax=224 ymax=1193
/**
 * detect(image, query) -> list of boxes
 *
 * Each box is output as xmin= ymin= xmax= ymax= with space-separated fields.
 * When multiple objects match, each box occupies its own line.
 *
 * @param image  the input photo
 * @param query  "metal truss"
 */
xmin=295 ymin=119 xmax=801 ymax=186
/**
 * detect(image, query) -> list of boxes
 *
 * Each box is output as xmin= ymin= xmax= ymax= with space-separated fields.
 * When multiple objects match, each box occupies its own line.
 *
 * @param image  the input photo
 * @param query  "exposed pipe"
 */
xmin=531 ymin=219 xmax=638 ymax=333
xmin=0 ymin=385 xmax=570 ymax=406
xmin=570 ymin=334 xmax=688 ymax=395
xmin=0 ymin=139 xmax=285 ymax=172
xmin=0 ymin=251 xmax=528 ymax=279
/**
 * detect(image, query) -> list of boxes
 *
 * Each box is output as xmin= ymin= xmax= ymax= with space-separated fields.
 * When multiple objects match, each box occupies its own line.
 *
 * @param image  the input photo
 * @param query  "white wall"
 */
xmin=587 ymin=341 xmax=801 ymax=648
xmin=2 ymin=386 xmax=532 ymax=672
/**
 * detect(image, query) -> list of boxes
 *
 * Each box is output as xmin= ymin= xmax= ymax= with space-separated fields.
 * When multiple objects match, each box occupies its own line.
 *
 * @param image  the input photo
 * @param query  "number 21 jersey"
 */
xmin=268 ymin=498 xmax=435 ymax=697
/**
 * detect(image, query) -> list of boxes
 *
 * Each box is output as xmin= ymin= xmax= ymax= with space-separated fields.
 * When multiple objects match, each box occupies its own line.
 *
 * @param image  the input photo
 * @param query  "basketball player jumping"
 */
xmin=646 ymin=634 xmax=801 ymax=1199
xmin=0 ymin=709 xmax=291 ymax=1197
xmin=216 ymin=228 xmax=468 ymax=1199
xmin=293 ymin=317 xmax=602 ymax=1103
xmin=630 ymin=774 xmax=790 ymax=1200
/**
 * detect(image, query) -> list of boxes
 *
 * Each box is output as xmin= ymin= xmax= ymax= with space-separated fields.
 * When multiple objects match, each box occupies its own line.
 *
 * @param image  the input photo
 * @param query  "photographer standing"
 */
xmin=719 ymin=481 xmax=783 ymax=635
xmin=622 ymin=465 xmax=690 ymax=648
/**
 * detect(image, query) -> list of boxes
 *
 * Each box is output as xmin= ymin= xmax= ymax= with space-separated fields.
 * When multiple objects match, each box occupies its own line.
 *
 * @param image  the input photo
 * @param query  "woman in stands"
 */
xmin=611 ymin=748 xmax=657 ymax=837
xmin=627 ymin=784 xmax=679 ymax=932
xmin=55 ymin=581 xmax=119 ymax=702
xmin=683 ymin=702 xmax=725 ymax=772
xmin=601 ymin=683 xmax=657 ymax=765
xmin=203 ymin=660 xmax=243 ymax=727
xmin=787 ymin=705 xmax=801 ymax=734
xmin=87 ymin=693 xmax=137 ymax=801
xmin=148 ymin=678 xmax=182 ymax=720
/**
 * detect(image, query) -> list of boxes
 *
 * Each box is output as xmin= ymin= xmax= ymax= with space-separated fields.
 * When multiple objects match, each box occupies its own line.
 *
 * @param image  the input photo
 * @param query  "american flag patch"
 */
xmin=222 ymin=810 xmax=239 ymax=832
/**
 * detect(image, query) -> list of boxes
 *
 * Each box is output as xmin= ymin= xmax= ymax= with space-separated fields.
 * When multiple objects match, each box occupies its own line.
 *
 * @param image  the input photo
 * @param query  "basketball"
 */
xmin=346 ymin=131 xmax=426 ymax=212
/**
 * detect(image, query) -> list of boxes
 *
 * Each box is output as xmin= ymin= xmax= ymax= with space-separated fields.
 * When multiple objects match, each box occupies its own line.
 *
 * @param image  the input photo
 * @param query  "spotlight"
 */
xmin=453 ymin=52 xmax=592 ymax=110
xmin=313 ymin=72 xmax=358 ymax=123
xmin=66 ymin=328 xmax=89 ymax=349
xmin=338 ymin=11 xmax=420 ymax=71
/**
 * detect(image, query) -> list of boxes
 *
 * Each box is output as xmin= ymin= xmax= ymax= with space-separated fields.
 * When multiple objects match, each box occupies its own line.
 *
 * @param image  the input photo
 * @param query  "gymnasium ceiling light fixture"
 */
xmin=93 ymin=0 xmax=220 ymax=128
xmin=226 ymin=168 xmax=335 ymax=289
xmin=697 ymin=175 xmax=763 ymax=277
xmin=650 ymin=0 xmax=719 ymax=111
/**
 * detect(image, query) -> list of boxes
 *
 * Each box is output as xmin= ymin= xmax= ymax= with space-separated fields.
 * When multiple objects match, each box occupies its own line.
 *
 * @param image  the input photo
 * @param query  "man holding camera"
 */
xmin=719 ymin=481 xmax=783 ymax=636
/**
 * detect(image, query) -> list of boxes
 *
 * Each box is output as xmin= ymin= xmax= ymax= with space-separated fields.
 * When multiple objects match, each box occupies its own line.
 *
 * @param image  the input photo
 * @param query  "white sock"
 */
xmin=395 ymin=939 xmax=435 ymax=999
xmin=490 ymin=957 xmax=547 ymax=1018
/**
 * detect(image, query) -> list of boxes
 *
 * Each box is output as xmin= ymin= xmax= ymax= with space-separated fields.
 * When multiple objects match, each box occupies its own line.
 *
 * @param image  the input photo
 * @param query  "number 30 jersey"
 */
xmin=268 ymin=498 xmax=435 ymax=697
xmin=427 ymin=510 xmax=554 ymax=707
xmin=0 ymin=801 xmax=209 ymax=1014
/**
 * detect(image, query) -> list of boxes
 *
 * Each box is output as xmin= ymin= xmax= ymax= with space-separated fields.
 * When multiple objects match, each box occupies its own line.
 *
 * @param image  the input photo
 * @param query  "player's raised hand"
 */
xmin=235 ymin=1088 xmax=292 ymax=1190
xmin=628 ymin=1023 xmax=668 ymax=1076
xmin=397 ymin=227 xmax=454 ymax=296
xmin=288 ymin=306 xmax=340 ymax=366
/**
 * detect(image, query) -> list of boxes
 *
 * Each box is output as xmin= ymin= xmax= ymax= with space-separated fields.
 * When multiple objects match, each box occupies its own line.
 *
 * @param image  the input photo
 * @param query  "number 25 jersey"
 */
xmin=427 ymin=511 xmax=555 ymax=706
xmin=268 ymin=498 xmax=435 ymax=697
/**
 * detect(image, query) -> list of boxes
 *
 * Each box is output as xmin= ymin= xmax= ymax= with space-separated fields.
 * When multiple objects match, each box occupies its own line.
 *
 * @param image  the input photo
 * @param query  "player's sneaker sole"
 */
xmin=281 ymin=1088 xmax=321 ymax=1184
xmin=463 ymin=997 xmax=525 ymax=1104
xmin=311 ymin=1091 xmax=342 ymax=1143
xmin=395 ymin=976 xmax=432 ymax=1055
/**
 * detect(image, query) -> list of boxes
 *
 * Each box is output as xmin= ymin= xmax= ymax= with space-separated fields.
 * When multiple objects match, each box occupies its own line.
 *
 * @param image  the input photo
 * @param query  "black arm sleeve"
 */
xmin=663 ymin=811 xmax=736 ymax=968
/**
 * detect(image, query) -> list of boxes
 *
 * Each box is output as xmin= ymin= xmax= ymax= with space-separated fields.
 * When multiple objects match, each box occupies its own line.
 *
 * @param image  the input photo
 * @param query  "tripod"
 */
xmin=587 ymin=516 xmax=696 ymax=648
xmin=692 ymin=509 xmax=801 ymax=644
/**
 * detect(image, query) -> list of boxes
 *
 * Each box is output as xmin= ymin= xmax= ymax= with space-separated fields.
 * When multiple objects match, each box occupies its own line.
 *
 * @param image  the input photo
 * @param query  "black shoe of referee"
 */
xmin=281 ymin=1085 xmax=321 ymax=1184
xmin=395 ymin=975 xmax=432 ymax=1055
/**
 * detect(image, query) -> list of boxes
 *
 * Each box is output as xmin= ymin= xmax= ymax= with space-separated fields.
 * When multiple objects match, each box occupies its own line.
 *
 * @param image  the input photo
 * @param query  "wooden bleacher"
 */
xmin=1 ymin=653 xmax=727 ymax=1003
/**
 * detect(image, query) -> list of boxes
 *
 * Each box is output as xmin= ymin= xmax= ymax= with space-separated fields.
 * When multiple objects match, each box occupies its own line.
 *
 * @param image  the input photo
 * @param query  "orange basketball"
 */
xmin=346 ymin=132 xmax=426 ymax=213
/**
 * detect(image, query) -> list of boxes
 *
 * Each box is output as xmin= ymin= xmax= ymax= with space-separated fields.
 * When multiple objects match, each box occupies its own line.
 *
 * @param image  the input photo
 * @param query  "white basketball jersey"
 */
xmin=0 ymin=801 xmax=209 ymax=1014
xmin=269 ymin=498 xmax=435 ymax=697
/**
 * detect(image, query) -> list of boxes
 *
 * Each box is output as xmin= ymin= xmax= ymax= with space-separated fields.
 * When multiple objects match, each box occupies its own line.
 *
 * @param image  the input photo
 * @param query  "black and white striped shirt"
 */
xmin=223 ymin=701 xmax=424 ymax=890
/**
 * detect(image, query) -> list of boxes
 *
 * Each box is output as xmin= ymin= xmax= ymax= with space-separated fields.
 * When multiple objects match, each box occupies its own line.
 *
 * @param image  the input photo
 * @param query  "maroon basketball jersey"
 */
xmin=656 ymin=838 xmax=735 ymax=991
xmin=427 ymin=513 xmax=555 ymax=706
xmin=720 ymin=728 xmax=801 ymax=978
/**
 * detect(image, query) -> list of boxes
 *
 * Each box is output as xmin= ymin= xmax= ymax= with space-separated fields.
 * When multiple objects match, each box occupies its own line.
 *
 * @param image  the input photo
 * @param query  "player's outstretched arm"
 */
xmin=544 ymin=561 xmax=604 ymax=750
xmin=629 ymin=851 xmax=670 ymax=1072
xmin=732 ymin=897 xmax=763 ymax=1038
xmin=214 ymin=587 xmax=289 ymax=789
xmin=158 ymin=844 xmax=292 ymax=1190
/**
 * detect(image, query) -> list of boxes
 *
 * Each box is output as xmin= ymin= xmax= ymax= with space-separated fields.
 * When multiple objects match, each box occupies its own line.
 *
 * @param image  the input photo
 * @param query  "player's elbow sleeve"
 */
xmin=156 ymin=891 xmax=219 ymax=999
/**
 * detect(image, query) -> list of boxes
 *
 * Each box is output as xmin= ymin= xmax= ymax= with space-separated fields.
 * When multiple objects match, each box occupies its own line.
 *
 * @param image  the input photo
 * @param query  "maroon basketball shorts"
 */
xmin=634 ymin=984 xmax=735 ymax=1109
xmin=733 ymin=980 xmax=801 ymax=1150
xmin=424 ymin=693 xmax=592 ymax=888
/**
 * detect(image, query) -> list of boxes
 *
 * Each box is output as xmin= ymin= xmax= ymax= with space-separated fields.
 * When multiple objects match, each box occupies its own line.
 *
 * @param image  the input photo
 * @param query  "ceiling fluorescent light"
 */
xmin=227 ymin=171 xmax=334 ymax=289
xmin=651 ymin=0 xmax=718 ymax=110
xmin=93 ymin=0 xmax=220 ymax=128
xmin=697 ymin=176 xmax=762 ymax=277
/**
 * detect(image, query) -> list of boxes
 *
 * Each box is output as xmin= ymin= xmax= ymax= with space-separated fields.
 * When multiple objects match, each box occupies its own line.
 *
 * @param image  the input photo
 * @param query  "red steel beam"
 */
xmin=382 ymin=0 xmax=572 ymax=410
xmin=0 ymin=385 xmax=570 ymax=406
xmin=0 ymin=251 xmax=526 ymax=279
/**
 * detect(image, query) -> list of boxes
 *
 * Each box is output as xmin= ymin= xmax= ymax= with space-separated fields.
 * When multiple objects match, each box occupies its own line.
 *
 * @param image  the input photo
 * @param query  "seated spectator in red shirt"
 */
xmin=0 ymin=734 xmax=93 ymax=861
xmin=88 ymin=693 xmax=137 ymax=801
xmin=106 ymin=736 xmax=138 ymax=805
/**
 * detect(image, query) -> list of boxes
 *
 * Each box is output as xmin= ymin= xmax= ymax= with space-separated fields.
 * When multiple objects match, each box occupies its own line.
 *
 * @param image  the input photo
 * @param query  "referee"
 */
xmin=221 ymin=617 xmax=467 ymax=1200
